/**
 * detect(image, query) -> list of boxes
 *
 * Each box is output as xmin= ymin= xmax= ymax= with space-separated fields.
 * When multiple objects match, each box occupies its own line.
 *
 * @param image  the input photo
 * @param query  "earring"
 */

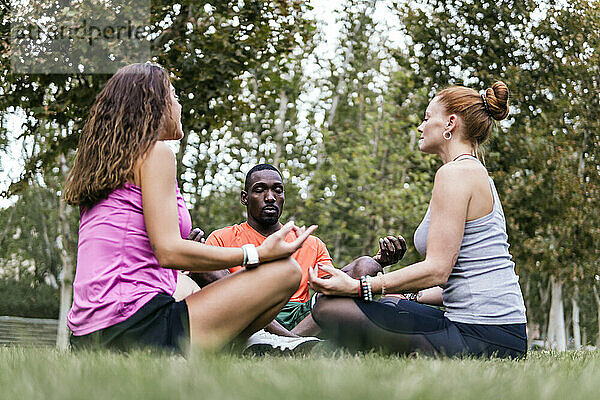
xmin=443 ymin=130 xmax=452 ymax=140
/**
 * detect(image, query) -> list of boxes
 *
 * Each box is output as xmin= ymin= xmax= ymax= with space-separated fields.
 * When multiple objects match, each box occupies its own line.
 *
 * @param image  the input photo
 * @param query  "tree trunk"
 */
xmin=0 ymin=206 xmax=16 ymax=248
xmin=33 ymin=180 xmax=57 ymax=279
xmin=593 ymin=285 xmax=600 ymax=347
xmin=546 ymin=275 xmax=566 ymax=351
xmin=565 ymin=309 xmax=571 ymax=349
xmin=363 ymin=99 xmax=386 ymax=251
xmin=571 ymin=286 xmax=581 ymax=350
xmin=251 ymin=73 xmax=263 ymax=146
xmin=323 ymin=9 xmax=365 ymax=130
xmin=333 ymin=230 xmax=342 ymax=263
xmin=371 ymin=96 xmax=383 ymax=157
xmin=308 ymin=4 xmax=370 ymax=198
xmin=524 ymin=279 xmax=535 ymax=349
xmin=325 ymin=32 xmax=355 ymax=129
xmin=539 ymin=277 xmax=551 ymax=343
xmin=56 ymin=154 xmax=76 ymax=350
xmin=273 ymin=89 xmax=288 ymax=166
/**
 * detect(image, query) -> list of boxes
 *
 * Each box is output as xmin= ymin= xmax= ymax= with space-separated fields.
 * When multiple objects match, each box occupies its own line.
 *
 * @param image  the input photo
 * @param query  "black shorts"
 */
xmin=70 ymin=293 xmax=190 ymax=355
xmin=354 ymin=297 xmax=526 ymax=359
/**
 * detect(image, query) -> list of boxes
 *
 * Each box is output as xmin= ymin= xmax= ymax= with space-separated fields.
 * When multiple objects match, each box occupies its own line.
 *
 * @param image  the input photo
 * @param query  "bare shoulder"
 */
xmin=435 ymin=159 xmax=487 ymax=188
xmin=140 ymin=141 xmax=176 ymax=173
xmin=146 ymin=141 xmax=176 ymax=162
xmin=432 ymin=162 xmax=482 ymax=206
xmin=434 ymin=162 xmax=469 ymax=188
xmin=138 ymin=141 xmax=177 ymax=187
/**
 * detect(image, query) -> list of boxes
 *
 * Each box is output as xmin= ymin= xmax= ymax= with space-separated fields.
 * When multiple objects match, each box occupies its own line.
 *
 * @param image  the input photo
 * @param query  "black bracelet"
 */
xmin=359 ymin=276 xmax=373 ymax=302
xmin=407 ymin=292 xmax=419 ymax=302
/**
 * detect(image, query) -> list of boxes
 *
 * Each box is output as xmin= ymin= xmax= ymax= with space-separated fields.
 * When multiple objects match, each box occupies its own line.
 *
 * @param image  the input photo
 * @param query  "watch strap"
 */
xmin=242 ymin=244 xmax=260 ymax=268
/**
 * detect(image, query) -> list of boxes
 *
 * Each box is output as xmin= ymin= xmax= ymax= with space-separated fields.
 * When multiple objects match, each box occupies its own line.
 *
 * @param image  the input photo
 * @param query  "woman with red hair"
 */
xmin=309 ymin=82 xmax=527 ymax=358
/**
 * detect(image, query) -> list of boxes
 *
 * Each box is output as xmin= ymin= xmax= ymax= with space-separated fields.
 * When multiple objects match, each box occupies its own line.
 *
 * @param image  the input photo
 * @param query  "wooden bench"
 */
xmin=0 ymin=316 xmax=58 ymax=346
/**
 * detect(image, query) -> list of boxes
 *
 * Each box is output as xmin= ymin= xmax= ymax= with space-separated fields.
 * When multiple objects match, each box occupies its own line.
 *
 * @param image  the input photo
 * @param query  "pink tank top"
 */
xmin=67 ymin=182 xmax=192 ymax=336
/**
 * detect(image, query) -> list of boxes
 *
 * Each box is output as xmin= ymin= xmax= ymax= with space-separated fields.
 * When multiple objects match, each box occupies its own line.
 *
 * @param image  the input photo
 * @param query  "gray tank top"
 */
xmin=413 ymin=155 xmax=526 ymax=324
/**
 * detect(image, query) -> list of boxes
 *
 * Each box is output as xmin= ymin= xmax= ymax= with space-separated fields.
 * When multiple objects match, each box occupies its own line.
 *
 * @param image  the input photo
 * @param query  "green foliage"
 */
xmin=293 ymin=2 xmax=435 ymax=266
xmin=0 ymin=278 xmax=59 ymax=318
xmin=0 ymin=0 xmax=317 ymax=305
xmin=393 ymin=0 xmax=600 ymax=339
xmin=0 ymin=1 xmax=316 ymax=196
xmin=1 ymin=0 xmax=599 ymax=341
xmin=0 ymin=184 xmax=62 ymax=284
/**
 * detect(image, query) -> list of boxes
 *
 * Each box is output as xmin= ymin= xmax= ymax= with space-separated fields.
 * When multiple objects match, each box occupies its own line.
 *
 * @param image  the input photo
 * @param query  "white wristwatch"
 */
xmin=242 ymin=244 xmax=260 ymax=269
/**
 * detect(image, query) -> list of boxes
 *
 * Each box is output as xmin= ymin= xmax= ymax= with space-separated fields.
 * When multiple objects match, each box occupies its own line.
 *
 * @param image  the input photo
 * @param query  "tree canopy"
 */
xmin=0 ymin=0 xmax=598 ymax=347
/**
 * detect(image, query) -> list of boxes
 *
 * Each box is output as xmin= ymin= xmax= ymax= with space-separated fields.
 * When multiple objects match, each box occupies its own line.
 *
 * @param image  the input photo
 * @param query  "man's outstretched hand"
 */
xmin=372 ymin=235 xmax=407 ymax=267
xmin=187 ymin=228 xmax=206 ymax=243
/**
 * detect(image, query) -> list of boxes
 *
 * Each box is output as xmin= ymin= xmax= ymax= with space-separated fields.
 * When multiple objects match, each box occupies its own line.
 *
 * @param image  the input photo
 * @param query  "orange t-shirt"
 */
xmin=205 ymin=222 xmax=333 ymax=303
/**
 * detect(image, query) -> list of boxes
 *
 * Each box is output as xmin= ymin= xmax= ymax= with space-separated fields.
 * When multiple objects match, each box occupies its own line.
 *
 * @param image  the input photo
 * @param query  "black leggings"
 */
xmin=312 ymin=296 xmax=526 ymax=359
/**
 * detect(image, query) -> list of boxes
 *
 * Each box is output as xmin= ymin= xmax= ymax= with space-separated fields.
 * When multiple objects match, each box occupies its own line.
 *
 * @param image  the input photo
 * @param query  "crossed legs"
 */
xmin=180 ymin=255 xmax=383 ymax=343
xmin=184 ymin=258 xmax=301 ymax=351
xmin=311 ymin=295 xmax=468 ymax=356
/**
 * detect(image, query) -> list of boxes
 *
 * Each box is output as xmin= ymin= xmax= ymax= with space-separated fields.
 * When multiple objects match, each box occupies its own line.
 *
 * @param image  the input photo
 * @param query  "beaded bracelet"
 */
xmin=359 ymin=275 xmax=373 ymax=302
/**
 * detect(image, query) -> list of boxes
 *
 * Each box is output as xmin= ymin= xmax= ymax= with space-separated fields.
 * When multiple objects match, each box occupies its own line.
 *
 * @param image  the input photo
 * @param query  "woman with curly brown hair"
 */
xmin=64 ymin=63 xmax=315 ymax=354
xmin=309 ymin=82 xmax=527 ymax=359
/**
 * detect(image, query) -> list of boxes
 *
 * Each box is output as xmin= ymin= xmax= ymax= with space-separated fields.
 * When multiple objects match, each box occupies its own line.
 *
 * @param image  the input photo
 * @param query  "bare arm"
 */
xmin=373 ymin=165 xmax=468 ymax=293
xmin=141 ymin=142 xmax=316 ymax=271
xmin=309 ymin=165 xmax=469 ymax=296
xmin=416 ymin=286 xmax=443 ymax=306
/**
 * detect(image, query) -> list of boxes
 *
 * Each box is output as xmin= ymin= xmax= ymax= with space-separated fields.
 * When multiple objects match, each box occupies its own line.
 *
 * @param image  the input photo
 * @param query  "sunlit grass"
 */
xmin=1 ymin=347 xmax=599 ymax=400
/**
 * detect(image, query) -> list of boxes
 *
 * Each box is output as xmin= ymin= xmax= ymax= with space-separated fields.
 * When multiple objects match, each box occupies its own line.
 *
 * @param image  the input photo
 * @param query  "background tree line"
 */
xmin=0 ymin=0 xmax=598 ymax=350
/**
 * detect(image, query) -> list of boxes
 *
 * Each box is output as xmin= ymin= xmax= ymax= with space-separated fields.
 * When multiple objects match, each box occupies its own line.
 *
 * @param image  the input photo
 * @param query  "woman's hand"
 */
xmin=257 ymin=221 xmax=317 ymax=263
xmin=308 ymin=264 xmax=360 ymax=297
xmin=373 ymin=235 xmax=407 ymax=267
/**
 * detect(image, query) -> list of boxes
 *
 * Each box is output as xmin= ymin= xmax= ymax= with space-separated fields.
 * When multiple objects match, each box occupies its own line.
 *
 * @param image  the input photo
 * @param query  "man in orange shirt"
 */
xmin=192 ymin=164 xmax=406 ymax=336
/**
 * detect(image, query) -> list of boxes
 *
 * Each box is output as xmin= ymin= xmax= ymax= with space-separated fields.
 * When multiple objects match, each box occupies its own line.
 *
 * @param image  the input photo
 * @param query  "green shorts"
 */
xmin=275 ymin=300 xmax=312 ymax=331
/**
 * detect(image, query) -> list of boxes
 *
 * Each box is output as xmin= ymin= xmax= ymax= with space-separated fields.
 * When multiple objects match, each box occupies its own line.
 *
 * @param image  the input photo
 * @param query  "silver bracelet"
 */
xmin=377 ymin=272 xmax=386 ymax=296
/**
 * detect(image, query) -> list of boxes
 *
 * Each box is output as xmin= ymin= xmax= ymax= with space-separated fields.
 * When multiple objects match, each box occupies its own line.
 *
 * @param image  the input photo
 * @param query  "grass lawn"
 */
xmin=1 ymin=346 xmax=599 ymax=400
